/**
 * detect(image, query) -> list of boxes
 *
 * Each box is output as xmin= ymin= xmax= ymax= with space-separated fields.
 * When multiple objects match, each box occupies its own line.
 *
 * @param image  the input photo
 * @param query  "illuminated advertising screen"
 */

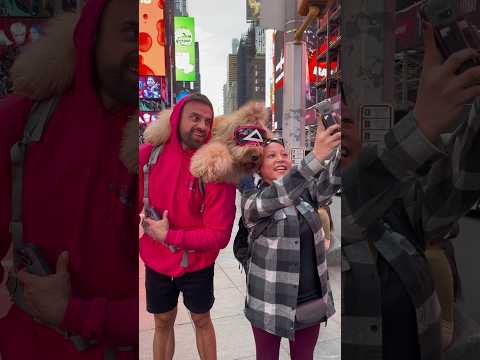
xmin=139 ymin=0 xmax=166 ymax=76
xmin=246 ymin=0 xmax=261 ymax=22
xmin=0 ymin=17 xmax=43 ymax=48
xmin=273 ymin=30 xmax=284 ymax=129
xmin=395 ymin=2 xmax=423 ymax=51
xmin=308 ymin=56 xmax=338 ymax=83
xmin=0 ymin=0 xmax=54 ymax=17
xmin=139 ymin=75 xmax=166 ymax=100
xmin=1 ymin=17 xmax=44 ymax=99
xmin=174 ymin=16 xmax=196 ymax=82
xmin=139 ymin=111 xmax=160 ymax=126
xmin=139 ymin=99 xmax=164 ymax=112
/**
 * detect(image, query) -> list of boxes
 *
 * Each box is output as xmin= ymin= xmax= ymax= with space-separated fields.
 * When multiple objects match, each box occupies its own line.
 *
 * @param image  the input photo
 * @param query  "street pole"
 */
xmin=341 ymin=0 xmax=396 ymax=145
xmin=282 ymin=0 xmax=307 ymax=166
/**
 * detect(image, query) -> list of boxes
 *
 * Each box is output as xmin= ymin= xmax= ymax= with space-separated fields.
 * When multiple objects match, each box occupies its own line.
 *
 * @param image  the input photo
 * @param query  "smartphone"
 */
xmin=422 ymin=0 xmax=480 ymax=73
xmin=322 ymin=113 xmax=338 ymax=129
xmin=142 ymin=206 xmax=161 ymax=231
xmin=316 ymin=99 xmax=338 ymax=129
xmin=144 ymin=206 xmax=161 ymax=221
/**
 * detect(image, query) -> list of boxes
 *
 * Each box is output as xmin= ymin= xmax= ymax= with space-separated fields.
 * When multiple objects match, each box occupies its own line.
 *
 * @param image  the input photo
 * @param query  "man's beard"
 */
xmin=184 ymin=128 xmax=207 ymax=149
xmin=98 ymin=55 xmax=138 ymax=107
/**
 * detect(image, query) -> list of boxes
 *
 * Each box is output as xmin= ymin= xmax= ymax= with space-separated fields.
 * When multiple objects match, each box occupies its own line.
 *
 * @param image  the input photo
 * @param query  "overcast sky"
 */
xmin=188 ymin=0 xmax=249 ymax=115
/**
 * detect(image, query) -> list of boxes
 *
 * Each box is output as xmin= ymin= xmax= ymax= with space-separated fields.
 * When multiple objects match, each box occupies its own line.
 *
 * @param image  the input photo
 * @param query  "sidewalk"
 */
xmin=139 ymin=195 xmax=341 ymax=360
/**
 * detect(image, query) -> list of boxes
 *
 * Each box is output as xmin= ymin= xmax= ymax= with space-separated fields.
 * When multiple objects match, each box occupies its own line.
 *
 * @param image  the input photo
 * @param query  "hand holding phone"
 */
xmin=414 ymin=23 xmax=480 ymax=142
xmin=422 ymin=0 xmax=480 ymax=73
xmin=142 ymin=208 xmax=169 ymax=242
xmin=316 ymin=99 xmax=339 ymax=130
xmin=312 ymin=114 xmax=341 ymax=162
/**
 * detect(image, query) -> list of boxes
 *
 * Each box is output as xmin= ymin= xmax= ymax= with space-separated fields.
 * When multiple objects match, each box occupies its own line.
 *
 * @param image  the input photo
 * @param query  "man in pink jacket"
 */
xmin=0 ymin=0 xmax=138 ymax=358
xmin=139 ymin=94 xmax=237 ymax=360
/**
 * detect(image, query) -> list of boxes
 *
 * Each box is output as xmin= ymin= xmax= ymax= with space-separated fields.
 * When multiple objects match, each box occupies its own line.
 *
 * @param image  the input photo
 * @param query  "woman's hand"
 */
xmin=414 ymin=23 xmax=480 ymax=142
xmin=312 ymin=117 xmax=341 ymax=162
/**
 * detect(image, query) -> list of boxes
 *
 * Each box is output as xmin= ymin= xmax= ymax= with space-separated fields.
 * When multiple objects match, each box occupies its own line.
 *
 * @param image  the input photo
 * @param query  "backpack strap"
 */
xmin=10 ymin=97 xmax=59 ymax=263
xmin=142 ymin=145 xmax=192 ymax=268
xmin=142 ymin=145 xmax=208 ymax=268
xmin=198 ymin=178 xmax=205 ymax=214
xmin=142 ymin=145 xmax=163 ymax=214
xmin=143 ymin=144 xmax=173 ymax=255
xmin=8 ymin=97 xmax=120 ymax=354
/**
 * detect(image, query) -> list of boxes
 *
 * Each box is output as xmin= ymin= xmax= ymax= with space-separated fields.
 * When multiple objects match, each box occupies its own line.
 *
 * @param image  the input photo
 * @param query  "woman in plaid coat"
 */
xmin=241 ymin=121 xmax=341 ymax=360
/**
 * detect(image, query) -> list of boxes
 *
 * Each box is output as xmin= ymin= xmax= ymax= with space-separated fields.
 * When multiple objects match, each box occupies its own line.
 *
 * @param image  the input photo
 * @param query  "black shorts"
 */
xmin=145 ymin=264 xmax=215 ymax=315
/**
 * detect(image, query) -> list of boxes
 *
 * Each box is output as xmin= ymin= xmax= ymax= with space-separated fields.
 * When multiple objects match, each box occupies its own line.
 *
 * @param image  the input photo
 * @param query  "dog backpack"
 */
xmin=142 ymin=145 xmax=205 ymax=268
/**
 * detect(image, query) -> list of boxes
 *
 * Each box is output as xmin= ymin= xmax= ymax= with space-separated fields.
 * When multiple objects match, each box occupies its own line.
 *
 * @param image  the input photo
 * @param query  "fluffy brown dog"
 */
xmin=190 ymin=101 xmax=269 ymax=184
xmin=143 ymin=101 xmax=269 ymax=184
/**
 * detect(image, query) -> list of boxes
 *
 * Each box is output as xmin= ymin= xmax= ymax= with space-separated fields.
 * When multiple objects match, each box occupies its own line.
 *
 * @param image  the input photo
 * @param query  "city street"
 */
xmin=139 ymin=193 xmax=341 ymax=360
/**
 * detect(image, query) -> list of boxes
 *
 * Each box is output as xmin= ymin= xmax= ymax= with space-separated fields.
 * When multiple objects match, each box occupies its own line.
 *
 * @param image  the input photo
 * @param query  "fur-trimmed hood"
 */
xmin=10 ymin=12 xmax=79 ymax=100
xmin=9 ymin=0 xmax=138 ymax=173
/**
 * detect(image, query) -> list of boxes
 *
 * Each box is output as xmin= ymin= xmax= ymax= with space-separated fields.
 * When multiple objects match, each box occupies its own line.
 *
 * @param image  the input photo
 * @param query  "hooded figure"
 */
xmin=139 ymin=95 xmax=236 ymax=359
xmin=139 ymin=95 xmax=236 ymax=278
xmin=0 ymin=0 xmax=139 ymax=358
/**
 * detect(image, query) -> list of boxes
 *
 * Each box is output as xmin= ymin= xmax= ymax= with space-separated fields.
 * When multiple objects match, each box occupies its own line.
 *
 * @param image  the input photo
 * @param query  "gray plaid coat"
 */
xmin=241 ymin=150 xmax=341 ymax=340
xmin=342 ymin=101 xmax=480 ymax=359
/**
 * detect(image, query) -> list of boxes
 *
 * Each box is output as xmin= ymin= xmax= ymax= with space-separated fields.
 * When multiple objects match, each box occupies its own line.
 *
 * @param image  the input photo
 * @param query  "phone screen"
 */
xmin=322 ymin=114 xmax=337 ymax=129
xmin=422 ymin=2 xmax=480 ymax=72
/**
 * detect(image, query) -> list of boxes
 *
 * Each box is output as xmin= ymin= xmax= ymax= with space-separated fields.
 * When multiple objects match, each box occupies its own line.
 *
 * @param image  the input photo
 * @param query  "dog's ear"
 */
xmin=190 ymin=142 xmax=235 ymax=183
xmin=143 ymin=110 xmax=172 ymax=146
xmin=211 ymin=115 xmax=228 ymax=137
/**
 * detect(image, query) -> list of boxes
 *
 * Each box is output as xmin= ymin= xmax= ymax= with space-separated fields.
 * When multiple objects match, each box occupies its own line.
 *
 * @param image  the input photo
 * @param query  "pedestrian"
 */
xmin=340 ymin=23 xmax=480 ymax=360
xmin=140 ymin=93 xmax=237 ymax=360
xmin=240 ymin=117 xmax=341 ymax=360
xmin=0 ymin=0 xmax=139 ymax=359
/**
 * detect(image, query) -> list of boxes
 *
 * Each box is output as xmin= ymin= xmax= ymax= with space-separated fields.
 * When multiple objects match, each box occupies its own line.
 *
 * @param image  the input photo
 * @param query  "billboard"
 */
xmin=139 ymin=111 xmax=160 ymax=125
xmin=139 ymin=75 xmax=166 ymax=100
xmin=0 ymin=17 xmax=46 ymax=98
xmin=0 ymin=17 xmax=43 ymax=48
xmin=0 ymin=0 xmax=54 ymax=17
xmin=273 ymin=30 xmax=284 ymax=129
xmin=174 ymin=16 xmax=196 ymax=82
xmin=247 ymin=0 xmax=261 ymax=22
xmin=395 ymin=2 xmax=423 ymax=51
xmin=139 ymin=0 xmax=166 ymax=76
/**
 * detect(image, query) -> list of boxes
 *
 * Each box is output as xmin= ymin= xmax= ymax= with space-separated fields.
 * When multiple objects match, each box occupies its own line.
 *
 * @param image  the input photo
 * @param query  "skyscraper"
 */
xmin=223 ymin=53 xmax=238 ymax=114
xmin=232 ymin=38 xmax=240 ymax=54
xmin=227 ymin=54 xmax=237 ymax=88
xmin=236 ymin=25 xmax=264 ymax=108
xmin=174 ymin=0 xmax=187 ymax=16
xmin=193 ymin=41 xmax=201 ymax=92
xmin=255 ymin=26 xmax=265 ymax=55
